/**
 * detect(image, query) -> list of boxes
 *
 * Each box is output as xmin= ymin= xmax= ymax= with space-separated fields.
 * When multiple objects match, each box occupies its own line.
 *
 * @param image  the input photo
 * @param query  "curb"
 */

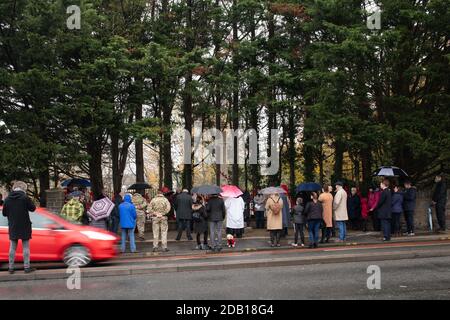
xmin=1 ymin=247 xmax=450 ymax=282
xmin=118 ymin=236 xmax=450 ymax=260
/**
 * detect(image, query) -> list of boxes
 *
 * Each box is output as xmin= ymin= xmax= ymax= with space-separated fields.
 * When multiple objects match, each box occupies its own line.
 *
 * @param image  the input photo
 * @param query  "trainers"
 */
xmin=24 ymin=268 xmax=36 ymax=274
xmin=408 ymin=232 xmax=415 ymax=236
xmin=300 ymin=243 xmax=305 ymax=247
xmin=8 ymin=269 xmax=14 ymax=275
xmin=291 ymin=243 xmax=298 ymax=247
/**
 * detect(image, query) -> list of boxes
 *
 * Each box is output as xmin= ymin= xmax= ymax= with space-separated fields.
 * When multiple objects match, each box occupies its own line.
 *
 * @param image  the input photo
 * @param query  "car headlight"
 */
xmin=80 ymin=231 xmax=116 ymax=241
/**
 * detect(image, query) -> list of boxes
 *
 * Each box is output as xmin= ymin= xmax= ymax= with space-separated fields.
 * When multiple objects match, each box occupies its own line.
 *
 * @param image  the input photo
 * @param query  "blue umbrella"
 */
xmin=296 ymin=182 xmax=322 ymax=193
xmin=61 ymin=178 xmax=91 ymax=187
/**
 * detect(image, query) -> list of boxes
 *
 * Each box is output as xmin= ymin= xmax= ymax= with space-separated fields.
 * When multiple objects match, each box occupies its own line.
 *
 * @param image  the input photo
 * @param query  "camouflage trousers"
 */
xmin=152 ymin=217 xmax=168 ymax=249
xmin=136 ymin=212 xmax=146 ymax=238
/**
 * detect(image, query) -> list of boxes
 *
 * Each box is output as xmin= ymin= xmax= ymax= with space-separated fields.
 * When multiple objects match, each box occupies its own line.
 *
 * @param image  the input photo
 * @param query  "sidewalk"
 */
xmin=124 ymin=227 xmax=450 ymax=258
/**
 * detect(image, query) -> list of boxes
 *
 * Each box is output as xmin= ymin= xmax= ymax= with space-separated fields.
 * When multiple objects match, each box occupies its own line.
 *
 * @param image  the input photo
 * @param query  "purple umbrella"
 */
xmin=88 ymin=198 xmax=115 ymax=221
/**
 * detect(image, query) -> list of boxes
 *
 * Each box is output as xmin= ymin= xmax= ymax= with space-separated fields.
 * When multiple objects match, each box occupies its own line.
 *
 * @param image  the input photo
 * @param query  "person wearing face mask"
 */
xmin=333 ymin=182 xmax=348 ymax=242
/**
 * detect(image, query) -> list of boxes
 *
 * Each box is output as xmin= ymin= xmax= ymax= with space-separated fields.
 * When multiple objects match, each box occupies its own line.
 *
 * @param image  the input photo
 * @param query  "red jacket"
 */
xmin=368 ymin=190 xmax=380 ymax=212
xmin=361 ymin=197 xmax=369 ymax=219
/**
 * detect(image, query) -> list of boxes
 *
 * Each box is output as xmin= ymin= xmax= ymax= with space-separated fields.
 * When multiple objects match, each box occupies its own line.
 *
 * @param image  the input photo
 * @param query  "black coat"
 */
xmin=303 ymin=201 xmax=323 ymax=221
xmin=2 ymin=191 xmax=36 ymax=240
xmin=206 ymin=196 xmax=226 ymax=222
xmin=347 ymin=195 xmax=361 ymax=219
xmin=432 ymin=181 xmax=447 ymax=205
xmin=174 ymin=192 xmax=193 ymax=220
xmin=375 ymin=188 xmax=392 ymax=220
xmin=403 ymin=187 xmax=417 ymax=212
xmin=192 ymin=203 xmax=208 ymax=234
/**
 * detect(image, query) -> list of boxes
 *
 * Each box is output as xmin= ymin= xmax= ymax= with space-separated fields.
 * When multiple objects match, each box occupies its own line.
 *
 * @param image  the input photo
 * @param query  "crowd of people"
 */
xmin=2 ymin=173 xmax=447 ymax=263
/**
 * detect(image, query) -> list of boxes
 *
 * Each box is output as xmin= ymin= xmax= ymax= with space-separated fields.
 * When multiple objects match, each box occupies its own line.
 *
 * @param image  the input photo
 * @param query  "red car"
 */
xmin=0 ymin=207 xmax=119 ymax=267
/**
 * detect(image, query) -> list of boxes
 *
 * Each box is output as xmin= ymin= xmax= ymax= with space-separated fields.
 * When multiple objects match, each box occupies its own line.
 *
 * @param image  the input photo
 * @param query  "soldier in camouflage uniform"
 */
xmin=132 ymin=192 xmax=148 ymax=241
xmin=148 ymin=191 xmax=171 ymax=252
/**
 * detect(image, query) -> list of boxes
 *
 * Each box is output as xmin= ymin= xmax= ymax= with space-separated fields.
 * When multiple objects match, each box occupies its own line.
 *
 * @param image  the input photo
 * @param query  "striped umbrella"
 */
xmin=88 ymin=197 xmax=115 ymax=221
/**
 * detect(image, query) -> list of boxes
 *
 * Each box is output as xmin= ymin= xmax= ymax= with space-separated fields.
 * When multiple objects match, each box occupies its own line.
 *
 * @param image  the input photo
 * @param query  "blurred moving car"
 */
xmin=0 ymin=207 xmax=119 ymax=267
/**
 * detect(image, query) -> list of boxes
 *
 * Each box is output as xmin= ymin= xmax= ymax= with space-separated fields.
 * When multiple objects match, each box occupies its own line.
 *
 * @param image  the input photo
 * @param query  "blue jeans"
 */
xmin=308 ymin=219 xmax=322 ymax=244
xmin=337 ymin=221 xmax=347 ymax=240
xmin=121 ymin=228 xmax=136 ymax=253
xmin=380 ymin=219 xmax=391 ymax=240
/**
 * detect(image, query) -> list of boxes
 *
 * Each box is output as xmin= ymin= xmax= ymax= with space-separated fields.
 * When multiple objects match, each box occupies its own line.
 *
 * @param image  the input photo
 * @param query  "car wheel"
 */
xmin=63 ymin=245 xmax=91 ymax=267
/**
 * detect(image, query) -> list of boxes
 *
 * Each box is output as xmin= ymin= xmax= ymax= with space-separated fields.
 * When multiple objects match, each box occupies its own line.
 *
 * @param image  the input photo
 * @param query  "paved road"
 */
xmin=1 ymin=255 xmax=449 ymax=300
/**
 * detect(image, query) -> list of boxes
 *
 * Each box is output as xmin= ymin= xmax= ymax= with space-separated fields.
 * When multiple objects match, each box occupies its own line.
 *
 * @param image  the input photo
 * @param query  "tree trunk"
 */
xmin=135 ymin=105 xmax=145 ymax=184
xmin=87 ymin=138 xmax=104 ymax=199
xmin=162 ymin=102 xmax=173 ymax=189
xmin=38 ymin=167 xmax=50 ymax=207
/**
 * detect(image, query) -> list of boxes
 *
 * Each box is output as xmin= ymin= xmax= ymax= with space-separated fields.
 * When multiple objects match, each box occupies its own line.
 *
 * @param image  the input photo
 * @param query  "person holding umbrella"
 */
xmin=119 ymin=194 xmax=137 ymax=253
xmin=206 ymin=193 xmax=226 ymax=252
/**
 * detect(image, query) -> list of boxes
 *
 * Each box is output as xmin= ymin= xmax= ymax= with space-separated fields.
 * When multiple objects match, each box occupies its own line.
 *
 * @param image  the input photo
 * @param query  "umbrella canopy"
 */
xmin=127 ymin=183 xmax=152 ymax=190
xmin=192 ymin=185 xmax=223 ymax=195
xmin=68 ymin=191 xmax=83 ymax=198
xmin=220 ymin=185 xmax=243 ymax=198
xmin=373 ymin=166 xmax=409 ymax=177
xmin=260 ymin=187 xmax=287 ymax=195
xmin=88 ymin=198 xmax=115 ymax=221
xmin=61 ymin=178 xmax=91 ymax=187
xmin=296 ymin=182 xmax=322 ymax=193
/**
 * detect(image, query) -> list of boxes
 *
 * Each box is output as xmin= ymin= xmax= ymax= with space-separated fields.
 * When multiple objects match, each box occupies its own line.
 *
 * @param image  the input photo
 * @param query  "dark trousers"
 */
xmin=372 ymin=212 xmax=381 ymax=231
xmin=226 ymin=228 xmax=243 ymax=238
xmin=321 ymin=226 xmax=332 ymax=243
xmin=404 ymin=210 xmax=415 ymax=233
xmin=270 ymin=230 xmax=281 ymax=245
xmin=436 ymin=204 xmax=447 ymax=230
xmin=380 ymin=219 xmax=391 ymax=240
xmin=294 ymin=223 xmax=305 ymax=245
xmin=109 ymin=215 xmax=120 ymax=234
xmin=350 ymin=218 xmax=361 ymax=230
xmin=391 ymin=212 xmax=402 ymax=234
xmin=255 ymin=211 xmax=265 ymax=229
xmin=176 ymin=219 xmax=192 ymax=240
xmin=196 ymin=232 xmax=208 ymax=245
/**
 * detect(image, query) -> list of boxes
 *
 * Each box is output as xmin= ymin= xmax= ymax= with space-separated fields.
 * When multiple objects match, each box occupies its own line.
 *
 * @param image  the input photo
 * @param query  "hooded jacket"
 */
xmin=119 ymin=194 xmax=137 ymax=229
xmin=2 ymin=191 xmax=36 ymax=240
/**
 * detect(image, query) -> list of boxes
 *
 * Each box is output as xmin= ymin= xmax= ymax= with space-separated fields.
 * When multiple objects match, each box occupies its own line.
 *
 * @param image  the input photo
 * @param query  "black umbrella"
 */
xmin=192 ymin=185 xmax=223 ymax=195
xmin=373 ymin=166 xmax=409 ymax=177
xmin=127 ymin=183 xmax=152 ymax=190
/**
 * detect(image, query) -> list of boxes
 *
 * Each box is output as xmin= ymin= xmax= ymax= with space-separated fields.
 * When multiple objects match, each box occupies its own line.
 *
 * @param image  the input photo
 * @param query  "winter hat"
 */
xmin=12 ymin=181 xmax=27 ymax=192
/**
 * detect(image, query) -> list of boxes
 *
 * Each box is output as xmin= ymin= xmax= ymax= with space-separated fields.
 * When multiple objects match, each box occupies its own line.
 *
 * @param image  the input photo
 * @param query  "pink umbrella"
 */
xmin=220 ymin=185 xmax=243 ymax=198
xmin=88 ymin=197 xmax=115 ymax=221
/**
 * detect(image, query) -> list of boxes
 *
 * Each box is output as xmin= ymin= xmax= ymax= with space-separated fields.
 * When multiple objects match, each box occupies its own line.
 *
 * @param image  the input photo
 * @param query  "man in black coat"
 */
xmin=432 ymin=174 xmax=447 ymax=232
xmin=347 ymin=187 xmax=362 ymax=230
xmin=2 ymin=181 xmax=36 ymax=274
xmin=373 ymin=179 xmax=392 ymax=241
xmin=403 ymin=180 xmax=417 ymax=235
xmin=174 ymin=189 xmax=193 ymax=240
xmin=206 ymin=194 xmax=226 ymax=252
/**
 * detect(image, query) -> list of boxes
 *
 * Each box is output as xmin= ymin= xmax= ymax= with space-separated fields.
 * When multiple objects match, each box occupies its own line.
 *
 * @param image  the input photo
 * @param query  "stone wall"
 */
xmin=45 ymin=188 xmax=66 ymax=213
xmin=414 ymin=190 xmax=450 ymax=230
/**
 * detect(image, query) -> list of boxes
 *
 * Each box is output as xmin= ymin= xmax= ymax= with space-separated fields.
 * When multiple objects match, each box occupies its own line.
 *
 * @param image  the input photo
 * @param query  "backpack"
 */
xmin=271 ymin=197 xmax=282 ymax=215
